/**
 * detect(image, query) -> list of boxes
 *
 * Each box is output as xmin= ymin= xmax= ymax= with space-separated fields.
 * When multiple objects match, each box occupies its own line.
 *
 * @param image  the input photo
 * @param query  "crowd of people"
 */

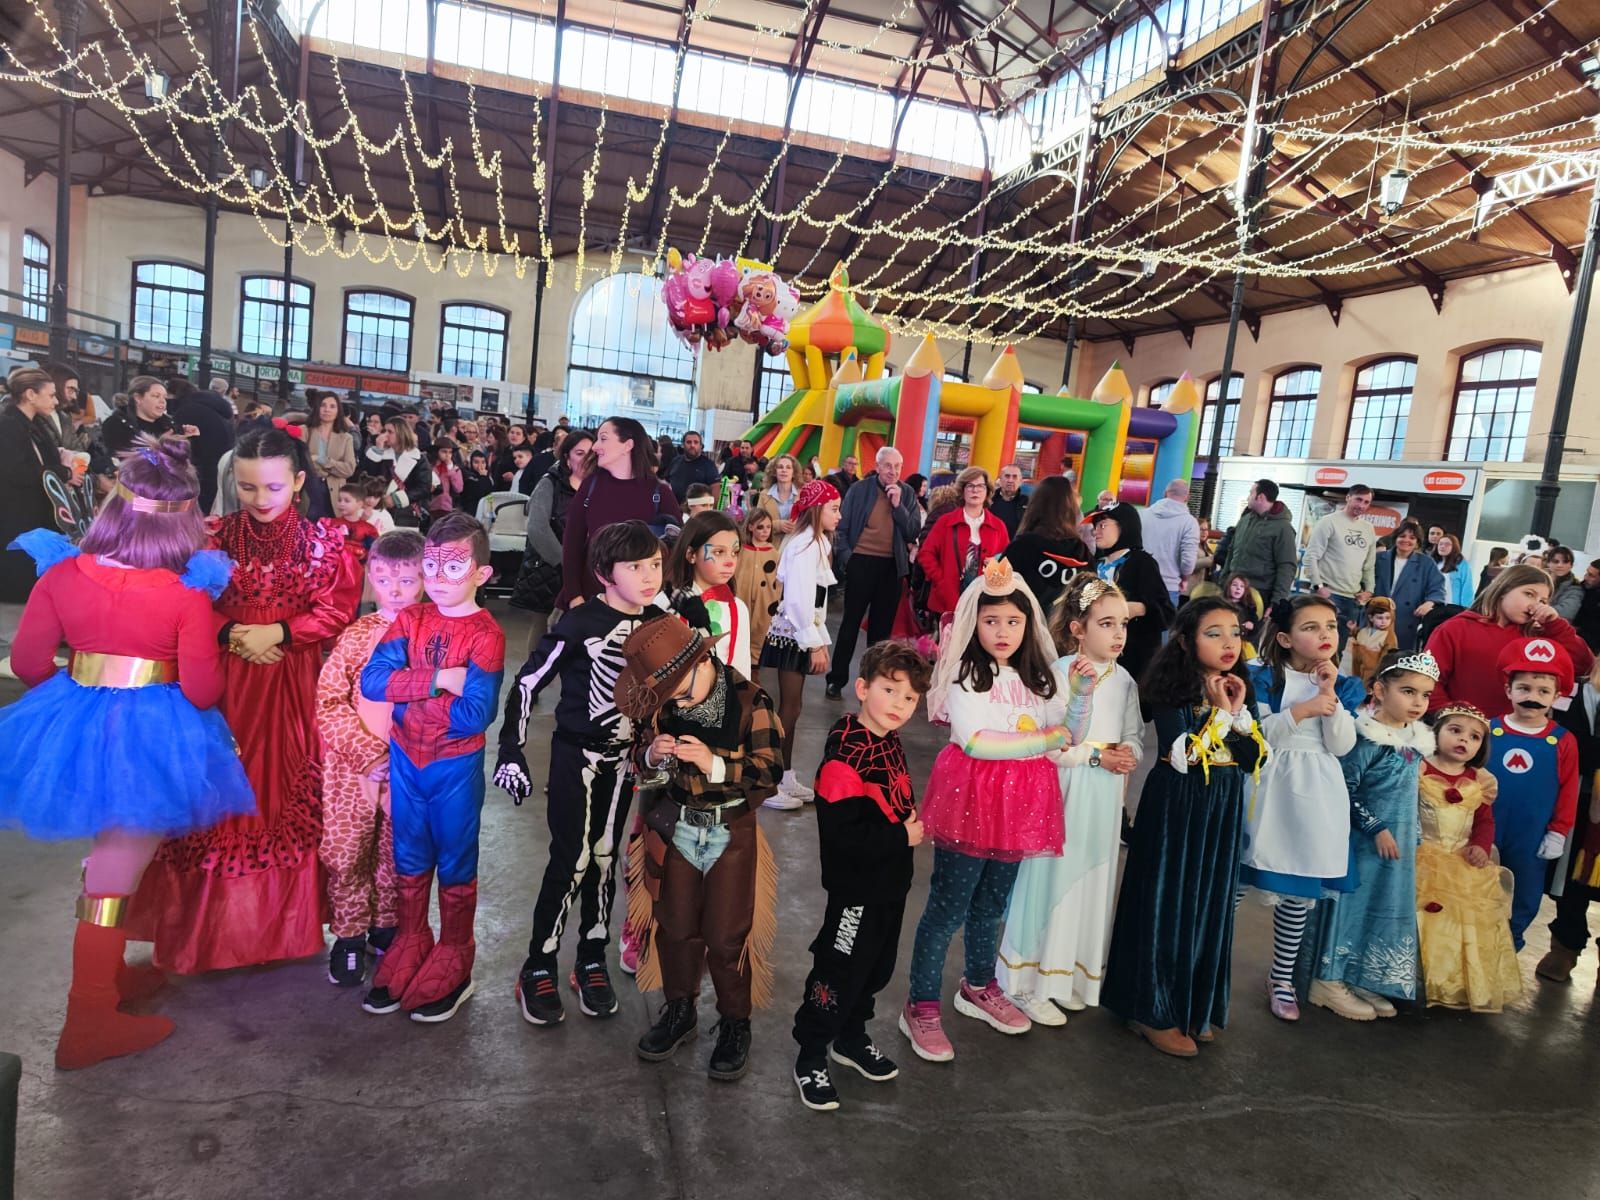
xmin=2 ymin=370 xmax=1598 ymax=1116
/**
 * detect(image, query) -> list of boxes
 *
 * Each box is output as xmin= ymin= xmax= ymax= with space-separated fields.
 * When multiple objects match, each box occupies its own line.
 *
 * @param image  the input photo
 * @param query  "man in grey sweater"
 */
xmin=1304 ymin=484 xmax=1378 ymax=653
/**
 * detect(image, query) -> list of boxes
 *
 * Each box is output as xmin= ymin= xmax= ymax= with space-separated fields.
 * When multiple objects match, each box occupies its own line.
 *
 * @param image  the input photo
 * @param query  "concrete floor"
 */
xmin=3 ymin=600 xmax=1598 ymax=1200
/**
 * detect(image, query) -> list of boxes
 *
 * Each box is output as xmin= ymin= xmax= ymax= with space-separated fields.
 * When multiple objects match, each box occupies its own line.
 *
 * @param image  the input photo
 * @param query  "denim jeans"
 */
xmin=907 ymin=848 xmax=1022 ymax=1002
xmin=671 ymin=820 xmax=733 ymax=874
xmin=1327 ymin=592 xmax=1363 ymax=656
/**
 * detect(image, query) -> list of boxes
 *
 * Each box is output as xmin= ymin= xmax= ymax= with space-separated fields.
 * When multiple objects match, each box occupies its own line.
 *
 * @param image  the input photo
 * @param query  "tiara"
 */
xmin=1077 ymin=578 xmax=1112 ymax=612
xmin=114 ymin=480 xmax=194 ymax=514
xmin=1433 ymin=701 xmax=1490 ymax=729
xmin=1384 ymin=650 xmax=1440 ymax=681
xmin=980 ymin=557 xmax=1015 ymax=594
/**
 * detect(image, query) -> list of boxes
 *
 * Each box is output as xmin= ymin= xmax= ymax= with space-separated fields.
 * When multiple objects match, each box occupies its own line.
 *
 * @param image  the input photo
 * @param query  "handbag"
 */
xmin=509 ymin=548 xmax=562 ymax=612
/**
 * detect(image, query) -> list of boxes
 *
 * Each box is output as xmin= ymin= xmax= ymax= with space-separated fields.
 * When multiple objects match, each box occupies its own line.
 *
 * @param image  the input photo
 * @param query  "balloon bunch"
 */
xmin=662 ymin=248 xmax=741 ymax=351
xmin=732 ymin=268 xmax=799 ymax=357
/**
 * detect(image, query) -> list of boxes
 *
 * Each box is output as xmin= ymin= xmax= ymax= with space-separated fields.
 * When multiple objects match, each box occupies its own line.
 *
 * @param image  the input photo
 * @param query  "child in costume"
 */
xmin=495 ymin=520 xmax=665 ymax=1025
xmin=1538 ymin=655 xmax=1600 ymax=983
xmin=1348 ymin=596 xmax=1398 ymax=696
xmin=668 ymin=511 xmax=751 ymax=677
xmin=1241 ymin=595 xmax=1365 ymax=1022
xmin=792 ymin=642 xmax=931 ymax=1112
xmin=760 ymin=480 xmax=840 ymax=808
xmin=998 ymin=574 xmax=1143 ymax=1024
xmin=332 ymin=481 xmax=380 ymax=558
xmin=1484 ymin=636 xmax=1578 ymax=949
xmin=317 ymin=530 xmax=426 ymax=988
xmin=733 ymin=508 xmax=781 ymax=683
xmin=1103 ymin=598 xmax=1266 ymax=1058
xmin=0 ymin=436 xmax=254 ymax=1069
xmin=622 ymin=615 xmax=784 ymax=1083
xmin=363 ymin=477 xmax=396 ymax=536
xmin=1417 ymin=704 xmax=1522 ymax=1011
xmin=900 ymin=560 xmax=1095 ymax=1063
xmin=359 ymin=512 xmax=505 ymax=1022
xmin=1308 ymin=650 xmax=1437 ymax=1021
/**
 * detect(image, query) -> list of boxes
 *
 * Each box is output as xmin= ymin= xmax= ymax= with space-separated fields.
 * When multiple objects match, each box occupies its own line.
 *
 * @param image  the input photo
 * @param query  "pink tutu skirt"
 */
xmin=919 ymin=744 xmax=1063 ymax=862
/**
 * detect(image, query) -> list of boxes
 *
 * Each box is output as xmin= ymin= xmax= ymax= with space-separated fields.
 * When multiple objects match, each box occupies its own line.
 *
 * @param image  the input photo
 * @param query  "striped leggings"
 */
xmin=1237 ymin=890 xmax=1313 ymax=992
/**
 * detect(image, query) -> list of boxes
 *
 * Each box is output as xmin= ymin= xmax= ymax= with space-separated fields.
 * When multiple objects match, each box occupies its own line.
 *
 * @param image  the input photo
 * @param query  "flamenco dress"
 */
xmin=128 ymin=508 xmax=362 ymax=973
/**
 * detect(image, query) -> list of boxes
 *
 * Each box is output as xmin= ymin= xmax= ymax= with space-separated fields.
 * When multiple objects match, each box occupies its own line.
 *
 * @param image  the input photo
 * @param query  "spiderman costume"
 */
xmin=360 ymin=598 xmax=504 ymax=1019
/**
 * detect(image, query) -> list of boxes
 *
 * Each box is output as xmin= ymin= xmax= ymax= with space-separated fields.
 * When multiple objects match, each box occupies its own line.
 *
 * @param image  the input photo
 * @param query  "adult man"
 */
xmin=990 ymin=464 xmax=1029 ymax=538
xmin=824 ymin=447 xmax=920 ymax=699
xmin=1219 ymin=478 xmax=1298 ymax=606
xmin=825 ymin=454 xmax=860 ymax=498
xmin=172 ymin=377 xmax=236 ymax=513
xmin=667 ymin=431 xmax=720 ymax=500
xmin=721 ymin=439 xmax=756 ymax=482
xmin=1303 ymin=484 xmax=1379 ymax=652
xmin=1142 ymin=478 xmax=1201 ymax=608
xmin=1576 ymin=559 xmax=1600 ymax=652
xmin=1549 ymin=545 xmax=1584 ymax=622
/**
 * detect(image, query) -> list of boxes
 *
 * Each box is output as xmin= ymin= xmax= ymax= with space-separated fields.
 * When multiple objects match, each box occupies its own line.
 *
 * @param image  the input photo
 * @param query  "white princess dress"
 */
xmin=997 ymin=655 xmax=1144 ymax=1008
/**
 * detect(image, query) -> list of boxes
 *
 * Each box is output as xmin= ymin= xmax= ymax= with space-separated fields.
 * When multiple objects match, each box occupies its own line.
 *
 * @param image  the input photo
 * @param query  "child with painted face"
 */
xmin=900 ymin=561 xmax=1096 ymax=1064
xmin=1241 ymin=596 xmax=1367 ymax=1023
xmin=1485 ymin=637 xmax=1579 ymax=949
xmin=496 ymin=520 xmax=667 ymax=1027
xmin=668 ymin=511 xmax=751 ymax=678
xmin=359 ymin=512 xmax=505 ymax=1023
xmin=317 ymin=530 xmax=426 ymax=988
xmin=998 ymin=574 xmax=1144 ymax=1025
xmin=1308 ymin=651 xmax=1438 ymax=1021
xmin=1417 ymin=703 xmax=1522 ymax=1011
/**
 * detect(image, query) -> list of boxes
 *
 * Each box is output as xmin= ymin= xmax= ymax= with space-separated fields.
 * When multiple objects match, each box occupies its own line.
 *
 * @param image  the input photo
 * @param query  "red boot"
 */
xmin=363 ymin=872 xmax=435 ymax=1015
xmin=56 ymin=911 xmax=175 ymax=1070
xmin=117 ymin=961 xmax=168 ymax=1008
xmin=402 ymin=879 xmax=478 ymax=1021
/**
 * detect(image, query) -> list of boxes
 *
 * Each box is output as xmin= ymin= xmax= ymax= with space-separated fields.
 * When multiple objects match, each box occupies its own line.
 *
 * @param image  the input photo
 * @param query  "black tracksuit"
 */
xmin=499 ymin=599 xmax=657 ymax=968
xmin=792 ymin=714 xmax=917 ymax=1059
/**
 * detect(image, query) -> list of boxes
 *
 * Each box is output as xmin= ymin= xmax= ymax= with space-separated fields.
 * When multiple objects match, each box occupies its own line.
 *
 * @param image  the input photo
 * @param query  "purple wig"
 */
xmin=79 ymin=435 xmax=207 ymax=572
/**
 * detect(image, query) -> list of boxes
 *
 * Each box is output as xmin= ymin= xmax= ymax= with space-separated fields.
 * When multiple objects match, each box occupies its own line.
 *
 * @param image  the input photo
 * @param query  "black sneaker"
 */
xmin=707 ymin=1017 xmax=752 ymax=1081
xmin=328 ymin=937 xmax=367 ymax=987
xmin=362 ymin=986 xmax=402 ymax=1015
xmin=517 ymin=965 xmax=565 ymax=1026
xmin=366 ymin=925 xmax=397 ymax=956
xmin=824 ymin=684 xmax=843 ymax=700
xmin=408 ymin=978 xmax=476 ymax=1023
xmin=636 ymin=998 xmax=697 ymax=1061
xmin=794 ymin=1057 xmax=840 ymax=1111
xmin=570 ymin=959 xmax=619 ymax=1018
xmin=829 ymin=1037 xmax=899 ymax=1081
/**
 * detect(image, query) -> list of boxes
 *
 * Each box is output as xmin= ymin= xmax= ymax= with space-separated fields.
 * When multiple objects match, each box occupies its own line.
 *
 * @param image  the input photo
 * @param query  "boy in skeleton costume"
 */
xmin=496 ymin=520 xmax=667 ymax=1025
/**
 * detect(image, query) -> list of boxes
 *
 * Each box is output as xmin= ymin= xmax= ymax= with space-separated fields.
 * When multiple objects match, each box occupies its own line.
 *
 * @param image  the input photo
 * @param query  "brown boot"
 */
xmin=1129 ymin=1022 xmax=1198 ymax=1058
xmin=1535 ymin=940 xmax=1579 ymax=983
xmin=56 ymin=905 xmax=175 ymax=1071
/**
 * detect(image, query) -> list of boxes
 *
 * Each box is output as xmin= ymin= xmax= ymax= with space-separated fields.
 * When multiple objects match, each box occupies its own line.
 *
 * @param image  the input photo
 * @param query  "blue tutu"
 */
xmin=0 ymin=672 xmax=256 ymax=840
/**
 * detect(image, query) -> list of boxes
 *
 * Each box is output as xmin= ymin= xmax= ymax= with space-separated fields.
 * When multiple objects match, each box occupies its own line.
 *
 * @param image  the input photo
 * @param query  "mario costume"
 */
xmin=1486 ymin=637 xmax=1578 ymax=948
xmin=359 ymin=589 xmax=505 ymax=1020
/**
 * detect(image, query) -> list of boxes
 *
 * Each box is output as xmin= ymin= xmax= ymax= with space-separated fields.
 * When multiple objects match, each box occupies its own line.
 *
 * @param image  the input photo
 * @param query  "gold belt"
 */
xmin=70 ymin=652 xmax=179 ymax=688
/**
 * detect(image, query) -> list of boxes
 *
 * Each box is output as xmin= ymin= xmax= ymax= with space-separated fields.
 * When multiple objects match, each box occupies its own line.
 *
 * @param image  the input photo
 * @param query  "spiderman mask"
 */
xmin=423 ymin=541 xmax=486 ymax=610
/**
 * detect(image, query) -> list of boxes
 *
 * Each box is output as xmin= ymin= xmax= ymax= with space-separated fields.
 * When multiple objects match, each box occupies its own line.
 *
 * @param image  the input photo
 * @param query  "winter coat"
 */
xmin=1427 ymin=608 xmax=1594 ymax=719
xmin=1374 ymin=550 xmax=1447 ymax=652
xmin=0 ymin=404 xmax=65 ymax=603
xmin=1552 ymin=575 xmax=1584 ymax=623
xmin=1091 ymin=502 xmax=1175 ymax=683
xmin=1141 ymin=496 xmax=1200 ymax=594
xmin=833 ymin=474 xmax=921 ymax=577
xmin=1440 ymin=563 xmax=1475 ymax=608
xmin=918 ymin=507 xmax=1011 ymax=615
xmin=1221 ymin=501 xmax=1297 ymax=603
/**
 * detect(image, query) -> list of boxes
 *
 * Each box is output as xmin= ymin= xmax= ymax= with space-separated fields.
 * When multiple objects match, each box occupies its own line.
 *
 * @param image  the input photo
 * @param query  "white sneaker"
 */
xmin=1009 ymin=992 xmax=1067 ymax=1027
xmin=1059 ymin=993 xmax=1088 ymax=1012
xmin=1308 ymin=979 xmax=1377 ymax=1021
xmin=763 ymin=790 xmax=804 ymax=810
xmin=1349 ymin=986 xmax=1398 ymax=1017
xmin=779 ymin=770 xmax=815 ymax=802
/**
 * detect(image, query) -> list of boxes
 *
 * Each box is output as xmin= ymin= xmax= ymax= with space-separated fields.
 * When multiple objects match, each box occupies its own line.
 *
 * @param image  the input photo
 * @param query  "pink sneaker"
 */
xmin=898 ymin=1001 xmax=954 ymax=1062
xmin=619 ymin=928 xmax=640 ymax=977
xmin=954 ymin=977 xmax=1032 ymax=1035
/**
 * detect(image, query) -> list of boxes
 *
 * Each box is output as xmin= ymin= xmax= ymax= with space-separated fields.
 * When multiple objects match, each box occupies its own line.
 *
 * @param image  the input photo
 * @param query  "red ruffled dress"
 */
xmin=129 ymin=509 xmax=361 ymax=972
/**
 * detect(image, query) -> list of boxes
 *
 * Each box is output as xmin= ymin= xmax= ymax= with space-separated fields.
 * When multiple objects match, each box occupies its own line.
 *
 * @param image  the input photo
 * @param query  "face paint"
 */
xmin=423 ymin=541 xmax=477 ymax=583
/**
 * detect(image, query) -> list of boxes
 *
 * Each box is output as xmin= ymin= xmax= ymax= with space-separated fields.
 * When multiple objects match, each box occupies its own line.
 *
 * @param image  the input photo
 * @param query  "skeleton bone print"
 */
xmin=585 ymin=623 xmax=635 ymax=741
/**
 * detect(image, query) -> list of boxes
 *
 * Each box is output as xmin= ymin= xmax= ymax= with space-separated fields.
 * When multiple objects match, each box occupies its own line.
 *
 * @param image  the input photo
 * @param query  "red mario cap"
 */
xmin=1496 ymin=636 xmax=1574 ymax=695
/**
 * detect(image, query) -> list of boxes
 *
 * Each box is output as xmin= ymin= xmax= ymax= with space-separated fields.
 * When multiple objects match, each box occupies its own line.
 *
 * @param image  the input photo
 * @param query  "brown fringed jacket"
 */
xmin=632 ymin=665 xmax=784 ymax=810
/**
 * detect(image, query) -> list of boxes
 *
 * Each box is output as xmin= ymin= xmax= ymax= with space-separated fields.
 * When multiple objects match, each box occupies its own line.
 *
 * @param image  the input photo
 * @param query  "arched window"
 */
xmin=343 ymin=290 xmax=414 ymax=373
xmin=1344 ymin=357 xmax=1414 ymax=461
xmin=758 ymin=362 xmax=793 ymax=415
xmin=439 ymin=302 xmax=509 ymax=379
xmin=239 ymin=276 xmax=312 ymax=360
xmin=1147 ymin=378 xmax=1178 ymax=409
xmin=1264 ymin=366 xmax=1319 ymax=457
xmin=22 ymin=231 xmax=49 ymax=323
xmin=1199 ymin=372 xmax=1241 ymax=456
xmin=567 ymin=273 xmax=697 ymax=439
xmin=132 ymin=260 xmax=206 ymax=347
xmin=1449 ymin=344 xmax=1541 ymax=462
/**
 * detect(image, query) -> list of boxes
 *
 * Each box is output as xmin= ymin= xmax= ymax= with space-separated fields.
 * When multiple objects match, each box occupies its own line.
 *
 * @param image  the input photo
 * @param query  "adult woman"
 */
xmin=426 ymin=439 xmax=465 ymax=516
xmin=756 ymin=453 xmax=802 ymax=536
xmin=363 ymin=417 xmax=431 ymax=528
xmin=510 ymin=427 xmax=595 ymax=651
xmin=102 ymin=376 xmax=179 ymax=457
xmin=1373 ymin=520 xmax=1447 ymax=652
xmin=1434 ymin=530 xmax=1474 ymax=608
xmin=0 ymin=369 xmax=67 ymax=649
xmin=1479 ymin=546 xmax=1510 ymax=593
xmin=357 ymin=411 xmax=386 ymax=464
xmin=1003 ymin=474 xmax=1091 ymax=615
xmin=917 ymin=466 xmax=1010 ymax=623
xmin=556 ymin=416 xmax=681 ymax=608
xmin=305 ymin=390 xmax=356 ymax=487
xmin=129 ymin=426 xmax=361 ymax=973
xmin=1087 ymin=501 xmax=1174 ymax=682
xmin=495 ymin=422 xmax=531 ymax=484
xmin=1187 ymin=516 xmax=1217 ymax=596
xmin=1427 ymin=564 xmax=1594 ymax=719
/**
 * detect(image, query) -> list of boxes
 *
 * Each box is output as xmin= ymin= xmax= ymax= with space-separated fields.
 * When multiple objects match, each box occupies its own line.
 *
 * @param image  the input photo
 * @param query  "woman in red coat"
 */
xmin=130 ymin=425 xmax=361 ymax=973
xmin=1428 ymin=563 xmax=1594 ymax=719
xmin=919 ymin=466 xmax=1011 ymax=622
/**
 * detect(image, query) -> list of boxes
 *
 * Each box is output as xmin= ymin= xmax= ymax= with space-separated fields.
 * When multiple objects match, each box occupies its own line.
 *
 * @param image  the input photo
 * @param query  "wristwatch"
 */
xmin=1088 ymin=747 xmax=1102 ymax=769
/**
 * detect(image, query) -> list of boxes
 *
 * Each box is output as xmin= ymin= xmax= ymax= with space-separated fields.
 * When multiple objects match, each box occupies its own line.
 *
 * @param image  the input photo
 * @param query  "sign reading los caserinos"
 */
xmin=1313 ymin=466 xmax=1348 ymax=486
xmin=1422 ymin=470 xmax=1468 ymax=492
xmin=1275 ymin=461 xmax=1481 ymax=498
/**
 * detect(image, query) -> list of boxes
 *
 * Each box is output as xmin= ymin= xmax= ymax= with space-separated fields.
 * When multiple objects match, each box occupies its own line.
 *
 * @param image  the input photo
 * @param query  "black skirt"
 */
xmin=760 ymin=633 xmax=816 ymax=674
